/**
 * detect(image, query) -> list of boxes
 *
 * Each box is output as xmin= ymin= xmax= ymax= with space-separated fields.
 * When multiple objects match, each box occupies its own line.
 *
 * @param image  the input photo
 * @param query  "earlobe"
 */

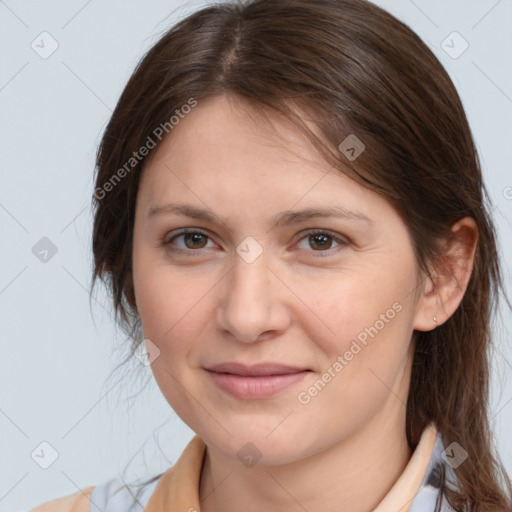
xmin=413 ymin=217 xmax=478 ymax=332
xmin=412 ymin=269 xmax=441 ymax=332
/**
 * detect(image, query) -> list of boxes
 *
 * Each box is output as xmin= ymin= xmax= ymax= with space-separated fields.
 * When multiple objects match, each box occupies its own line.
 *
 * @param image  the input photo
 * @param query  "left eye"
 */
xmin=295 ymin=230 xmax=346 ymax=253
xmin=162 ymin=229 xmax=347 ymax=255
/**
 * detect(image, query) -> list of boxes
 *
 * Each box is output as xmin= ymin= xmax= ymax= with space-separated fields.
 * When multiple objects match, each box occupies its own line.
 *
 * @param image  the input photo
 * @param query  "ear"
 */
xmin=413 ymin=217 xmax=478 ymax=331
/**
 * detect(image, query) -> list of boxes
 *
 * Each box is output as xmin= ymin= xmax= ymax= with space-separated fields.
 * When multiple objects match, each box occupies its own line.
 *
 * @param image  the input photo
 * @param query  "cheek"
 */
xmin=132 ymin=254 xmax=214 ymax=362
xmin=300 ymin=275 xmax=398 ymax=350
xmin=295 ymin=277 xmax=414 ymax=432
xmin=300 ymin=256 xmax=417 ymax=375
xmin=132 ymin=260 xmax=210 ymax=424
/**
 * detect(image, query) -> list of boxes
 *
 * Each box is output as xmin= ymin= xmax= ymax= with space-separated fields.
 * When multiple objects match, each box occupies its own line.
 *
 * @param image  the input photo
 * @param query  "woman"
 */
xmin=30 ymin=0 xmax=511 ymax=510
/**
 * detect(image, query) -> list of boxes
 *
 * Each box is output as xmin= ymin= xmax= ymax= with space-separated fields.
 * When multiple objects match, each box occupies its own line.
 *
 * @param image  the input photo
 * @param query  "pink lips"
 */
xmin=205 ymin=362 xmax=311 ymax=399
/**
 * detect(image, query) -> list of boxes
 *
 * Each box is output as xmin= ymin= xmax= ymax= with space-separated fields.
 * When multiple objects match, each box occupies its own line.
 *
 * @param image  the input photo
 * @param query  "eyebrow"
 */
xmin=146 ymin=203 xmax=372 ymax=231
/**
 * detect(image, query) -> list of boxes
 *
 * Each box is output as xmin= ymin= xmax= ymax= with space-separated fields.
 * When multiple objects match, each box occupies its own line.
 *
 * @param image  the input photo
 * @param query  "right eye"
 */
xmin=162 ymin=229 xmax=217 ymax=254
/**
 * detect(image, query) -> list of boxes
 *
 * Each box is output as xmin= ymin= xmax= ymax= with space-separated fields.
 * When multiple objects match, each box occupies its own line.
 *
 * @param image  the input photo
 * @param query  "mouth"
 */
xmin=206 ymin=362 xmax=310 ymax=376
xmin=204 ymin=362 xmax=312 ymax=399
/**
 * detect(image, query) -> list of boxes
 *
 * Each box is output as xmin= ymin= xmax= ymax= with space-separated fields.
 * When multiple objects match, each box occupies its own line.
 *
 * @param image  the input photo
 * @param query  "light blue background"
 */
xmin=1 ymin=1 xmax=511 ymax=510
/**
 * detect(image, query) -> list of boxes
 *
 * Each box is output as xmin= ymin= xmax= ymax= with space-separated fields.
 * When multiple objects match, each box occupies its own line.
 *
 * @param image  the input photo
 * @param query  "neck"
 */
xmin=199 ymin=406 xmax=412 ymax=512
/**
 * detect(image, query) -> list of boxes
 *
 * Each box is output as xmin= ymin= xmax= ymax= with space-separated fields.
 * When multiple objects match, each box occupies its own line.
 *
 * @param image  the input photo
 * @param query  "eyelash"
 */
xmin=161 ymin=228 xmax=349 ymax=258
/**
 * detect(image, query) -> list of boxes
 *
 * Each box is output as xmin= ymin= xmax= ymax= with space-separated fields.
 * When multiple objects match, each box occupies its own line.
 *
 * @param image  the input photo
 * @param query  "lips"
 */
xmin=206 ymin=362 xmax=309 ymax=376
xmin=205 ymin=362 xmax=311 ymax=399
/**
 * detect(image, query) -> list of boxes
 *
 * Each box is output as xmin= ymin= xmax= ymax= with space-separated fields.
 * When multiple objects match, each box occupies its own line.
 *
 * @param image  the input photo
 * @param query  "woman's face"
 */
xmin=132 ymin=94 xmax=430 ymax=465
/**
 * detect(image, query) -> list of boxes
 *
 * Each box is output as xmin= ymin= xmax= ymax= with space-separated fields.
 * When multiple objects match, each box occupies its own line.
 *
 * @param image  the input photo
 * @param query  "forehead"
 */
xmin=143 ymin=94 xmax=324 ymax=176
xmin=136 ymin=94 xmax=388 ymax=224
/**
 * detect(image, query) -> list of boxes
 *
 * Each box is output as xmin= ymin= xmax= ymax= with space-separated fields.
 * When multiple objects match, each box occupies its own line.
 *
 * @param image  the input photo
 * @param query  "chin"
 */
xmin=201 ymin=420 xmax=318 ymax=467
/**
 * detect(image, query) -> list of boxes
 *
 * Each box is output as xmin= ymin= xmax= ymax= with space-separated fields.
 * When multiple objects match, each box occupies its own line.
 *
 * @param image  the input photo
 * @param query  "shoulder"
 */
xmin=28 ymin=485 xmax=95 ymax=512
xmin=88 ymin=475 xmax=161 ymax=511
xmin=27 ymin=475 xmax=162 ymax=512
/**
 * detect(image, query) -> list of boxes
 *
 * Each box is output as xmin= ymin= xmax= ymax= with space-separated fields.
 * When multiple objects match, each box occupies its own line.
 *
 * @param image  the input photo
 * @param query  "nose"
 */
xmin=215 ymin=250 xmax=291 ymax=344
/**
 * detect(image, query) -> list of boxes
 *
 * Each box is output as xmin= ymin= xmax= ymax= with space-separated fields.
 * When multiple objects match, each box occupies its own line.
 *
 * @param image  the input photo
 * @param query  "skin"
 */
xmin=131 ymin=94 xmax=477 ymax=512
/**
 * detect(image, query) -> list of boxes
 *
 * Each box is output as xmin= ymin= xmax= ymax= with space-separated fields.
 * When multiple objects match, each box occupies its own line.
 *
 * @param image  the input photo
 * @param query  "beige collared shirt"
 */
xmin=29 ymin=423 xmax=447 ymax=512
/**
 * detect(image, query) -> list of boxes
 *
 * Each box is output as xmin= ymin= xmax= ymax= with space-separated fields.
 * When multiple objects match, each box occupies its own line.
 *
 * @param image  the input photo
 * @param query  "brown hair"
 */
xmin=90 ymin=0 xmax=511 ymax=509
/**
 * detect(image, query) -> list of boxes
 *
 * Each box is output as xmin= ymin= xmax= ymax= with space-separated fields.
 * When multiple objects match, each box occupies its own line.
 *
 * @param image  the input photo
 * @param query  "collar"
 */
xmin=145 ymin=423 xmax=456 ymax=512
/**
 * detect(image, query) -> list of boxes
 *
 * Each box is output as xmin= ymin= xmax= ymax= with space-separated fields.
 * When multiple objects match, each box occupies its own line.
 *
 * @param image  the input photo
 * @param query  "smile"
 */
xmin=205 ymin=366 xmax=311 ymax=399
